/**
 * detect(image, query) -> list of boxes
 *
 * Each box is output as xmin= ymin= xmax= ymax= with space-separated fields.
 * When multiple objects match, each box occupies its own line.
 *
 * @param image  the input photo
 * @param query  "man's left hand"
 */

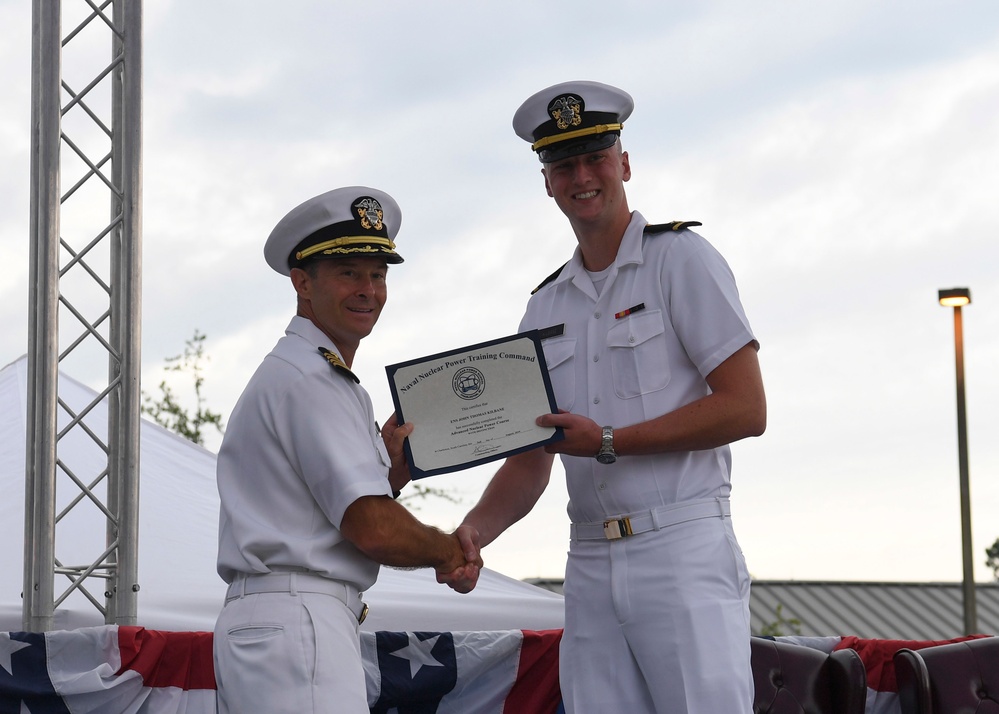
xmin=536 ymin=411 xmax=602 ymax=458
xmin=381 ymin=412 xmax=414 ymax=493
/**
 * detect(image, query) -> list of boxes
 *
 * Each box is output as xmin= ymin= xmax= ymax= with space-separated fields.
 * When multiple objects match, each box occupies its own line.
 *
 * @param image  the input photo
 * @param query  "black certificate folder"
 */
xmin=385 ymin=330 xmax=563 ymax=479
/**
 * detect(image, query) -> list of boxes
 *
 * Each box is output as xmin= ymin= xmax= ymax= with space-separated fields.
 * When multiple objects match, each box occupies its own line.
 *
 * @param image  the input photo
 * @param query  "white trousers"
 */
xmin=561 ymin=513 xmax=753 ymax=714
xmin=214 ymin=590 xmax=366 ymax=714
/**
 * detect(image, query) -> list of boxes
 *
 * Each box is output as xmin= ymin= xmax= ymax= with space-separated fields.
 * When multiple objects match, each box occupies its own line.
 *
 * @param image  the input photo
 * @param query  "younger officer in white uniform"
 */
xmin=459 ymin=83 xmax=767 ymax=713
xmin=214 ymin=187 xmax=482 ymax=714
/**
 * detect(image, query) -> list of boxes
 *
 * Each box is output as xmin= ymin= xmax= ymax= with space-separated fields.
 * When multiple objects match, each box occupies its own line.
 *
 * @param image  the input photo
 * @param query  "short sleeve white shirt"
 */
xmin=216 ymin=316 xmax=392 ymax=590
xmin=519 ymin=211 xmax=757 ymax=523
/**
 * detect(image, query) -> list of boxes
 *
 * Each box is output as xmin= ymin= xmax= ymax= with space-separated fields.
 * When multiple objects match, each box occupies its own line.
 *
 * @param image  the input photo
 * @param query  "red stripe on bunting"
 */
xmin=116 ymin=626 xmax=217 ymax=690
xmin=503 ymin=629 xmax=563 ymax=714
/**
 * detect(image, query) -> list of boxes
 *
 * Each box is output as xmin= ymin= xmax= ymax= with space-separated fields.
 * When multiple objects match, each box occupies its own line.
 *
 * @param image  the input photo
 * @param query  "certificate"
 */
xmin=385 ymin=330 xmax=563 ymax=478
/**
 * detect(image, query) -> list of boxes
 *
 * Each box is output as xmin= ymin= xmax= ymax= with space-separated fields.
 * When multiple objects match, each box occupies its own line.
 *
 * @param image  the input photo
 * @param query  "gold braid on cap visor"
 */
xmin=532 ymin=123 xmax=623 ymax=151
xmin=296 ymin=235 xmax=397 ymax=261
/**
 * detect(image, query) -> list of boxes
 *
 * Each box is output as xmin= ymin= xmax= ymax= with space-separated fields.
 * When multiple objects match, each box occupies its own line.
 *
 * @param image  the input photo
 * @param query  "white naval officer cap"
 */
xmin=512 ymin=80 xmax=634 ymax=163
xmin=263 ymin=186 xmax=404 ymax=276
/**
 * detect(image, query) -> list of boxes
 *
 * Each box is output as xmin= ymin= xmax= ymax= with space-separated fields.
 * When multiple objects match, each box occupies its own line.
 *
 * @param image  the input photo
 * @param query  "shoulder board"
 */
xmin=531 ymin=262 xmax=568 ymax=295
xmin=644 ymin=220 xmax=702 ymax=234
xmin=318 ymin=347 xmax=360 ymax=384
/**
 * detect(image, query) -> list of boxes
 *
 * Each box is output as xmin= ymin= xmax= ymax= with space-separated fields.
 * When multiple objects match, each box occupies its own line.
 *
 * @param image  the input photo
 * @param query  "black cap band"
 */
xmin=537 ymin=130 xmax=621 ymax=163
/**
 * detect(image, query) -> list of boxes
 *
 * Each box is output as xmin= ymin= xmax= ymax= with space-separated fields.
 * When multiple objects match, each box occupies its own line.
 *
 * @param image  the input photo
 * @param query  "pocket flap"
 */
xmin=542 ymin=337 xmax=576 ymax=369
xmin=607 ymin=310 xmax=665 ymax=348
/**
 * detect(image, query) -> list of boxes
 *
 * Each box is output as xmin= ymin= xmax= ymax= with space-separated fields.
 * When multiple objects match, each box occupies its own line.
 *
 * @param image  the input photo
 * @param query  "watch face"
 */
xmin=596 ymin=452 xmax=617 ymax=464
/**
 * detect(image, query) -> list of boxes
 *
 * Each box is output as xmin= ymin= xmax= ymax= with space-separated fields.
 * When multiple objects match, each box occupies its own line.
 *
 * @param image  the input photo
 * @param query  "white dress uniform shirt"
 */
xmin=216 ymin=315 xmax=392 ymax=591
xmin=520 ymin=210 xmax=757 ymax=524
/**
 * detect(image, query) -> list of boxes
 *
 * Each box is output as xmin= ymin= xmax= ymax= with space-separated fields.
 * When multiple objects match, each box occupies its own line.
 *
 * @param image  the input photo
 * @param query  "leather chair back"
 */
xmin=894 ymin=636 xmax=999 ymax=714
xmin=751 ymin=637 xmax=867 ymax=714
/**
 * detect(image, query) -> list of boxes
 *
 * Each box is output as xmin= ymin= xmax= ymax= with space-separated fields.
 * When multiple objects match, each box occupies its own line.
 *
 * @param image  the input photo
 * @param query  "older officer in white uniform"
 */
xmin=459 ymin=83 xmax=767 ymax=713
xmin=213 ymin=186 xmax=482 ymax=714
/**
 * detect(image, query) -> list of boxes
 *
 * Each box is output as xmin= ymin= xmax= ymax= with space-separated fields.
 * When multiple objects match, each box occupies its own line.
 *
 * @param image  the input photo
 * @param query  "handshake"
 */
xmin=383 ymin=415 xmax=484 ymax=594
xmin=436 ymin=525 xmax=483 ymax=594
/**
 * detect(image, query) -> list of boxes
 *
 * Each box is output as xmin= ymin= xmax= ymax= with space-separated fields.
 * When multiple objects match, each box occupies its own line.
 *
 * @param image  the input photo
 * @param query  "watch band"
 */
xmin=596 ymin=425 xmax=617 ymax=464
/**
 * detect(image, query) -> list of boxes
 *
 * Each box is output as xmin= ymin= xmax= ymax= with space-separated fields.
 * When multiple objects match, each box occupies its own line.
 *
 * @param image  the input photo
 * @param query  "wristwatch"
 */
xmin=595 ymin=426 xmax=617 ymax=464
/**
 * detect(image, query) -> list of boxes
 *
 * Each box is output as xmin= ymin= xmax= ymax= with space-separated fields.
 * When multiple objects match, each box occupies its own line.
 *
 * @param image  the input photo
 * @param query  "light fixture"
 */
xmin=938 ymin=286 xmax=976 ymax=635
xmin=938 ymin=287 xmax=971 ymax=307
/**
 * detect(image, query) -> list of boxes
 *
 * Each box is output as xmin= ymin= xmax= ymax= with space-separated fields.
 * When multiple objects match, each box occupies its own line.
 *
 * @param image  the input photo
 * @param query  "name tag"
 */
xmin=537 ymin=323 xmax=565 ymax=340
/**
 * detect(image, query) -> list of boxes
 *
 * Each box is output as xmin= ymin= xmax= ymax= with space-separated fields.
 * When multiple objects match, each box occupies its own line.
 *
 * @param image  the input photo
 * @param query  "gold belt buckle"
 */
xmin=358 ymin=602 xmax=369 ymax=624
xmin=603 ymin=517 xmax=633 ymax=540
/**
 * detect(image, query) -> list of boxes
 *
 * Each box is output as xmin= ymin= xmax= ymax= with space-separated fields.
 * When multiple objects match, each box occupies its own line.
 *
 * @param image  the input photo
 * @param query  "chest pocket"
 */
xmin=541 ymin=336 xmax=576 ymax=412
xmin=606 ymin=309 xmax=671 ymax=398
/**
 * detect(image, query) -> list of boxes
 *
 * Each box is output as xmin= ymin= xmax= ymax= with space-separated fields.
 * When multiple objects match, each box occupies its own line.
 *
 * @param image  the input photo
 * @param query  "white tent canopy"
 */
xmin=0 ymin=355 xmax=564 ymax=633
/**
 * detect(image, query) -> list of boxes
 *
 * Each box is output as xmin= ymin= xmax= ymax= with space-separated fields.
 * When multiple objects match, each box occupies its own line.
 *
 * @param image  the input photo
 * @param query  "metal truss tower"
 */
xmin=24 ymin=0 xmax=143 ymax=631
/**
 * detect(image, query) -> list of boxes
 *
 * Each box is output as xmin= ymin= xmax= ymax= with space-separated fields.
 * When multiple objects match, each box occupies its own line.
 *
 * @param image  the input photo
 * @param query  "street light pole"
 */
xmin=938 ymin=287 xmax=976 ymax=635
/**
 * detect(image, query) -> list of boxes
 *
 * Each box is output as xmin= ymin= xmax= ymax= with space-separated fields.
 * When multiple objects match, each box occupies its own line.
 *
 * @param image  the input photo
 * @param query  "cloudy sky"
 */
xmin=2 ymin=0 xmax=998 ymax=586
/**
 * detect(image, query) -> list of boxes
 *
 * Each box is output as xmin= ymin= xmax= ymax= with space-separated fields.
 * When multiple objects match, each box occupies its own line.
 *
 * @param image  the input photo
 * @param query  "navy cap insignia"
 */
xmin=354 ymin=197 xmax=385 ymax=232
xmin=548 ymin=94 xmax=583 ymax=131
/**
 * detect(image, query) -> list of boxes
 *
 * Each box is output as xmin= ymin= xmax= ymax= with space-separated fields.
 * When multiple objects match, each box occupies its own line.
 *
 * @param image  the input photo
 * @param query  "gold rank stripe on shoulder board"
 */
xmin=644 ymin=220 xmax=702 ymax=234
xmin=318 ymin=347 xmax=360 ymax=383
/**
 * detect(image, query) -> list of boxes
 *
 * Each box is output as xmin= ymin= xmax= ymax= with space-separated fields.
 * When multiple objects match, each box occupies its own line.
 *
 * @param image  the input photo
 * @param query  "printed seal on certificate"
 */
xmin=385 ymin=330 xmax=564 ymax=478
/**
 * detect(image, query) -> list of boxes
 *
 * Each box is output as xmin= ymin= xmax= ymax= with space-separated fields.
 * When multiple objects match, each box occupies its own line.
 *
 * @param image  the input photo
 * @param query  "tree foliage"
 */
xmin=142 ymin=330 xmax=224 ymax=447
xmin=987 ymin=537 xmax=999 ymax=581
xmin=398 ymin=482 xmax=462 ymax=510
xmin=758 ymin=603 xmax=803 ymax=637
